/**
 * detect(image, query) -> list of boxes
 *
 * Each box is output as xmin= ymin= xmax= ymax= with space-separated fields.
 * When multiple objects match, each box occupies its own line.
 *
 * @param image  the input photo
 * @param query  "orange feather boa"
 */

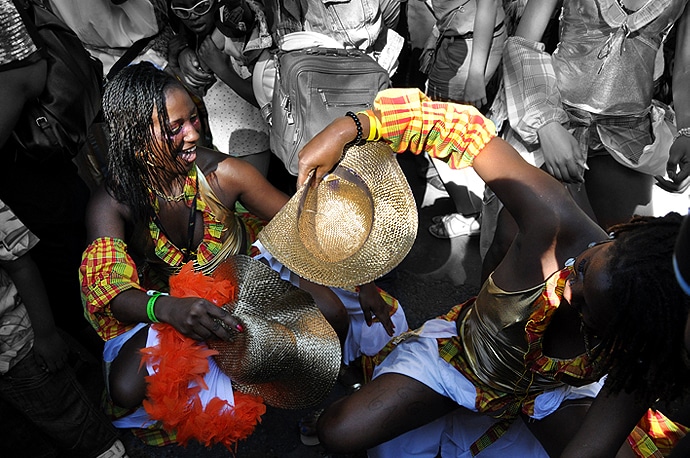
xmin=140 ymin=262 xmax=266 ymax=449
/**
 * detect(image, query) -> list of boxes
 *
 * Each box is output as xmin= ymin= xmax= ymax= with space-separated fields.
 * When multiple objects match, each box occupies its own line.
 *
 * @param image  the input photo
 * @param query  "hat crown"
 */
xmin=298 ymin=168 xmax=374 ymax=263
xmin=258 ymin=142 xmax=418 ymax=288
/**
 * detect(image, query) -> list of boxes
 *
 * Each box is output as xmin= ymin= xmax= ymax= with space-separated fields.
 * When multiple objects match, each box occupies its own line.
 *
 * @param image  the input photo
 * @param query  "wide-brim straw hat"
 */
xmin=258 ymin=141 xmax=418 ymax=288
xmin=207 ymin=255 xmax=341 ymax=409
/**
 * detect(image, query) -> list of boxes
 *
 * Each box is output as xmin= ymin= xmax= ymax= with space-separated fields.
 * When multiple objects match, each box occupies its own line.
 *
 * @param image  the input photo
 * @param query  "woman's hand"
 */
xmin=358 ymin=282 xmax=395 ymax=336
xmin=177 ymin=47 xmax=215 ymax=91
xmin=197 ymin=36 xmax=231 ymax=77
xmin=655 ymin=136 xmax=690 ymax=193
xmin=157 ymin=296 xmax=244 ymax=341
xmin=297 ymin=116 xmax=360 ymax=187
xmin=537 ymin=122 xmax=586 ymax=184
xmin=32 ymin=329 xmax=69 ymax=373
xmin=463 ymin=72 xmax=488 ymax=108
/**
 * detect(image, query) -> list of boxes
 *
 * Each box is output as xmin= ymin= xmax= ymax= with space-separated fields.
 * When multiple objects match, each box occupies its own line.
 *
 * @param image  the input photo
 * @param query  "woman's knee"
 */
xmin=318 ymin=297 xmax=349 ymax=342
xmin=318 ymin=373 xmax=456 ymax=453
xmin=108 ymin=328 xmax=148 ymax=409
xmin=304 ymin=283 xmax=349 ymax=343
xmin=109 ymin=372 xmax=145 ymax=409
xmin=318 ymin=399 xmax=361 ymax=453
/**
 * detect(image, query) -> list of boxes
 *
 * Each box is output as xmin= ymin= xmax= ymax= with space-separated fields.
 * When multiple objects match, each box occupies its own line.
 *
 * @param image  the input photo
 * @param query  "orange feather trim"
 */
xmin=140 ymin=261 xmax=265 ymax=449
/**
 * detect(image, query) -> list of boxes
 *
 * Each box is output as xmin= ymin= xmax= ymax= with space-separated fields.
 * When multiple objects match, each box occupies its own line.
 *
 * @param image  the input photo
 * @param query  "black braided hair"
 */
xmin=591 ymin=212 xmax=690 ymax=404
xmin=102 ymin=61 xmax=190 ymax=222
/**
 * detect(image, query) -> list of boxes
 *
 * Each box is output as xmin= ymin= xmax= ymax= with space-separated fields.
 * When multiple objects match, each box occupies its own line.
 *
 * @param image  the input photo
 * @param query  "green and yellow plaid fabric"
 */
xmin=372 ymin=88 xmax=497 ymax=168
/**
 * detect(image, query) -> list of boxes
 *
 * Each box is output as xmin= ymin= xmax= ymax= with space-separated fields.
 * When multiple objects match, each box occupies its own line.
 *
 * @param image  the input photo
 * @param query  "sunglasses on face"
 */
xmin=171 ymin=0 xmax=215 ymax=19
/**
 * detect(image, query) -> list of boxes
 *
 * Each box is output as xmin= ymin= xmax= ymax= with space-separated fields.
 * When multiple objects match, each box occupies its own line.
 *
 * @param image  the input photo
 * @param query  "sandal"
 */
xmin=431 ymin=212 xmax=480 ymax=225
xmin=299 ymin=409 xmax=323 ymax=446
xmin=431 ymin=214 xmax=446 ymax=224
xmin=338 ymin=362 xmax=363 ymax=394
xmin=429 ymin=213 xmax=481 ymax=239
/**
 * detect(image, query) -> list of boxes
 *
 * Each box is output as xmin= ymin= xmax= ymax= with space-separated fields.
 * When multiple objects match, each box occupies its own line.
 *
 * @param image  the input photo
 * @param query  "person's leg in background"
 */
xmin=424 ymin=19 xmax=506 ymax=238
xmin=584 ymin=154 xmax=655 ymax=230
xmin=428 ymin=157 xmax=483 ymax=238
xmin=0 ymin=349 xmax=125 ymax=457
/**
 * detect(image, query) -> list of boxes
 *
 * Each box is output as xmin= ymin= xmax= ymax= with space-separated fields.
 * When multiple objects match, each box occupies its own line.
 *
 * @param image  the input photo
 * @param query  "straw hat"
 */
xmin=258 ymin=141 xmax=418 ymax=288
xmin=207 ymin=255 xmax=341 ymax=409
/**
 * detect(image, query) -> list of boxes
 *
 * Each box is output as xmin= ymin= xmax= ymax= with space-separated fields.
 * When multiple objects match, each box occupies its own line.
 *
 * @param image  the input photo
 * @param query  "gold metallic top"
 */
xmin=461 ymin=273 xmax=564 ymax=393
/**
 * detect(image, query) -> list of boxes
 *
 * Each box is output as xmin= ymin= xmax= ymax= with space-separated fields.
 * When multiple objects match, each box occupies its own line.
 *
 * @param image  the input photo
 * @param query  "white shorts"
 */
xmin=369 ymin=319 xmax=603 ymax=457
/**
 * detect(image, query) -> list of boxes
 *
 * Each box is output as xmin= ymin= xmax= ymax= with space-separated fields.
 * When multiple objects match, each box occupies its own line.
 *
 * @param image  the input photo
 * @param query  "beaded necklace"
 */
xmin=153 ymin=187 xmax=186 ymax=202
xmin=150 ymin=166 xmax=200 ymax=263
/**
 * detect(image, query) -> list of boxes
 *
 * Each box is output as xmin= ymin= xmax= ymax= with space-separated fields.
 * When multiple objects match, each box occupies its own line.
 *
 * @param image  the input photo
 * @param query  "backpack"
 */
xmin=269 ymin=46 xmax=390 ymax=176
xmin=11 ymin=0 xmax=104 ymax=159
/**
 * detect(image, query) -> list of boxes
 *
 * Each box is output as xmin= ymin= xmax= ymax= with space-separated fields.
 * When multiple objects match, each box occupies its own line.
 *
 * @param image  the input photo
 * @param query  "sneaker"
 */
xmin=428 ymin=213 xmax=481 ymax=239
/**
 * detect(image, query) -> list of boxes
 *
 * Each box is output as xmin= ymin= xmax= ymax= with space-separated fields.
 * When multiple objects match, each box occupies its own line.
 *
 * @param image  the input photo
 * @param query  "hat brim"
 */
xmin=207 ymin=255 xmax=341 ymax=409
xmin=258 ymin=142 xmax=418 ymax=288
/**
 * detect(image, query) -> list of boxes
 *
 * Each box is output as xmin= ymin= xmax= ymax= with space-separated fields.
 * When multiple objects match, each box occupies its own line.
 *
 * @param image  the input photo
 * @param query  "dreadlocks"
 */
xmin=102 ymin=62 xmax=190 ymax=222
xmin=592 ymin=212 xmax=690 ymax=404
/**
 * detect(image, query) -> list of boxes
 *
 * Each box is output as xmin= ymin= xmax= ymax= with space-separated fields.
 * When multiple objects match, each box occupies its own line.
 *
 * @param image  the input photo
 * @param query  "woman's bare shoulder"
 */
xmin=197 ymin=146 xmax=255 ymax=173
xmin=86 ymin=183 xmax=131 ymax=241
xmin=195 ymin=147 xmax=258 ymax=201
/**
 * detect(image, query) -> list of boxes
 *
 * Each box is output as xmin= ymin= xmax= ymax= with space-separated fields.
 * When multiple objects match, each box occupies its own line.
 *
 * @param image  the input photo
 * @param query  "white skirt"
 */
xmin=103 ymin=243 xmax=409 ymax=428
xmin=103 ymin=324 xmax=235 ymax=429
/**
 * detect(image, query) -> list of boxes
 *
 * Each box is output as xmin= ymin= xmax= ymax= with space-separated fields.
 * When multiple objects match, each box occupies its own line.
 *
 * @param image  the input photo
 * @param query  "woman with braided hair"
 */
xmin=296 ymin=88 xmax=690 ymax=456
xmin=81 ymin=61 xmax=289 ymax=446
xmin=595 ymin=215 xmax=690 ymax=402
xmin=80 ymin=62 xmax=406 ymax=447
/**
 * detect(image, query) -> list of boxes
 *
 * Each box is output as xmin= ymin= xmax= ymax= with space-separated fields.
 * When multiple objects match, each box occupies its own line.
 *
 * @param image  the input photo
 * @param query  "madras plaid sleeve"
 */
xmin=373 ymin=88 xmax=497 ymax=169
xmin=503 ymin=36 xmax=569 ymax=144
xmin=80 ymin=237 xmax=143 ymax=340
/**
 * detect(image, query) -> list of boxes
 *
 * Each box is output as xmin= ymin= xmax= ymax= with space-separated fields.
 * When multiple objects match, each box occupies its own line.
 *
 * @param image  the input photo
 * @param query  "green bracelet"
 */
xmin=147 ymin=292 xmax=163 ymax=323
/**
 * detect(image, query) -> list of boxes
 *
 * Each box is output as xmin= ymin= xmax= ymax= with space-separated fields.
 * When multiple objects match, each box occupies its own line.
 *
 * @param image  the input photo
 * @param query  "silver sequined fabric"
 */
xmin=0 ymin=0 xmax=38 ymax=68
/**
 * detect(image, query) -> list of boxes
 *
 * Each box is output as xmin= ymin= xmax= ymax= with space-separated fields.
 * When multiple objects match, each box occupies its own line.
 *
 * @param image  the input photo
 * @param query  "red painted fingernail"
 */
xmin=236 ymin=324 xmax=244 ymax=332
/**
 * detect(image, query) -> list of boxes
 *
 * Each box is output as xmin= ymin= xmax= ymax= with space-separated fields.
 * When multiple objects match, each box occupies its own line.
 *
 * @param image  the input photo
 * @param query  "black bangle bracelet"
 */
xmin=345 ymin=111 xmax=364 ymax=146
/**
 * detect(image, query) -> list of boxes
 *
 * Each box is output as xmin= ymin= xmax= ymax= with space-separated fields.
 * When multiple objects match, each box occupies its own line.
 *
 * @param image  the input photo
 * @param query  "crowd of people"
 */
xmin=2 ymin=0 xmax=690 ymax=457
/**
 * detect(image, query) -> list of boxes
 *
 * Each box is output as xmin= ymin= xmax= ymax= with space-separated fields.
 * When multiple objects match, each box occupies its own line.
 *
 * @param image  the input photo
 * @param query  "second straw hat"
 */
xmin=258 ymin=141 xmax=418 ymax=288
xmin=207 ymin=255 xmax=341 ymax=410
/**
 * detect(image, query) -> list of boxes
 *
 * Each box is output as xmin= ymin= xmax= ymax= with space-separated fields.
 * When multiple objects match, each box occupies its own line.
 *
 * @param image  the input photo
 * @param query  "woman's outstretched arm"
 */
xmin=297 ymin=89 xmax=605 ymax=286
